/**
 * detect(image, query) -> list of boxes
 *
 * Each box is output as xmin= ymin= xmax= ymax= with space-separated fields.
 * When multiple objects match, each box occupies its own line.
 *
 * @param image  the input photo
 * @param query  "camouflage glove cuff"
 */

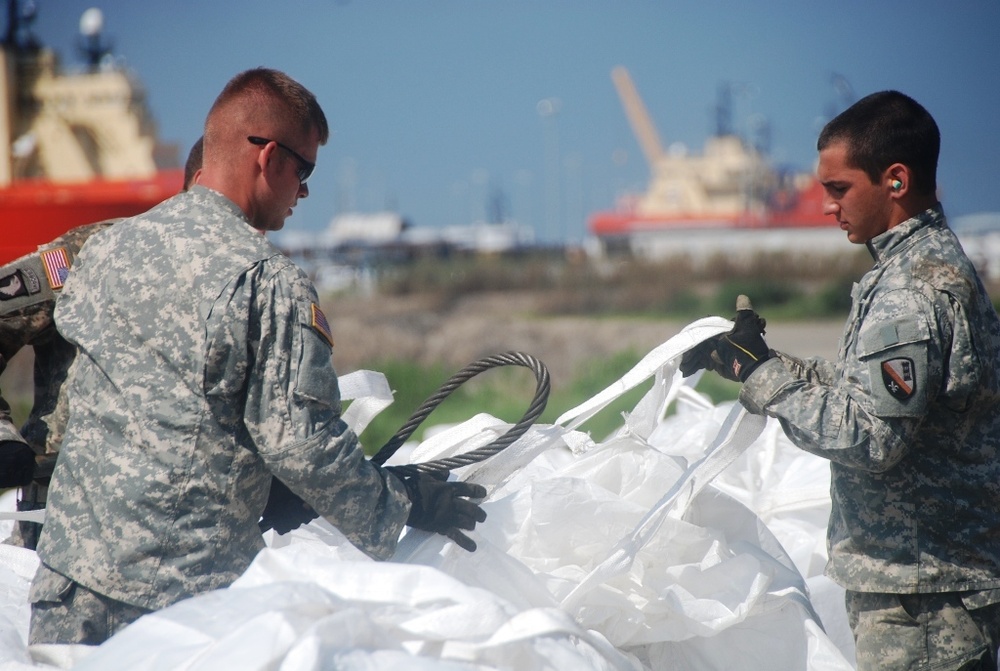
xmin=388 ymin=468 xmax=488 ymax=552
xmin=0 ymin=441 xmax=37 ymax=489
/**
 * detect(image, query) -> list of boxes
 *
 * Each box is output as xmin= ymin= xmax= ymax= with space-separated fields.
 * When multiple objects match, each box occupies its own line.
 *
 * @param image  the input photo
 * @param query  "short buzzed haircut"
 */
xmin=817 ymin=90 xmax=939 ymax=196
xmin=204 ymin=68 xmax=329 ymax=157
xmin=182 ymin=136 xmax=203 ymax=191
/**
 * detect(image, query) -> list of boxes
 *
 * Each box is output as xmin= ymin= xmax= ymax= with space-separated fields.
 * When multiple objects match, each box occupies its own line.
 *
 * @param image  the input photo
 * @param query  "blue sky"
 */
xmin=32 ymin=0 xmax=1000 ymax=243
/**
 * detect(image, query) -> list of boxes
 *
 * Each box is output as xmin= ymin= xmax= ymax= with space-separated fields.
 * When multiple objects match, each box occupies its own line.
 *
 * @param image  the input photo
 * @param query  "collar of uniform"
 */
xmin=865 ymin=204 xmax=945 ymax=265
xmin=186 ymin=184 xmax=253 ymax=228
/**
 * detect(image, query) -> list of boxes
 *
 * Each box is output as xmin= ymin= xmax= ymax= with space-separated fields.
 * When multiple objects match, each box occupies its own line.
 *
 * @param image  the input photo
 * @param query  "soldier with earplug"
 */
xmin=681 ymin=90 xmax=1000 ymax=671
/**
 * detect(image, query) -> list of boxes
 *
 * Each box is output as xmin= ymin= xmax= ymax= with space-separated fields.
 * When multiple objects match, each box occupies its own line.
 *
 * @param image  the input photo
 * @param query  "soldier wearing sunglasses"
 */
xmin=29 ymin=68 xmax=487 ymax=645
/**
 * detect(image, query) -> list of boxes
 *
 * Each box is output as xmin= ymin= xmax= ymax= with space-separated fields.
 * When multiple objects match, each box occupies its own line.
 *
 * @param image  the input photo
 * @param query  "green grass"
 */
xmin=355 ymin=351 xmax=742 ymax=455
xmin=4 ymin=351 xmax=741 ymax=460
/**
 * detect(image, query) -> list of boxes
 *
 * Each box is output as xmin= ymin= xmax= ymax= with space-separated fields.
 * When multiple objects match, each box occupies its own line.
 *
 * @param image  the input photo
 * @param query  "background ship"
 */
xmin=0 ymin=0 xmax=183 ymax=264
xmin=588 ymin=67 xmax=833 ymax=257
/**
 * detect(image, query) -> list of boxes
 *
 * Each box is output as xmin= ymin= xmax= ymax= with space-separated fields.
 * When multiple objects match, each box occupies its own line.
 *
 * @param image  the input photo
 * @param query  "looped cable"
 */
xmin=371 ymin=351 xmax=550 ymax=476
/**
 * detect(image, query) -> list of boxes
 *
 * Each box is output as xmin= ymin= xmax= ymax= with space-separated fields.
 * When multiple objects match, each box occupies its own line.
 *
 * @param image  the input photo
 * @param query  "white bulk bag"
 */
xmin=0 ymin=319 xmax=853 ymax=670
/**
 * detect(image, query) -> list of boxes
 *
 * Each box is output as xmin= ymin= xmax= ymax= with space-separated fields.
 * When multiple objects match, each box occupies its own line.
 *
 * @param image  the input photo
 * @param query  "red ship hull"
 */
xmin=0 ymin=169 xmax=184 ymax=265
xmin=590 ymin=177 xmax=833 ymax=237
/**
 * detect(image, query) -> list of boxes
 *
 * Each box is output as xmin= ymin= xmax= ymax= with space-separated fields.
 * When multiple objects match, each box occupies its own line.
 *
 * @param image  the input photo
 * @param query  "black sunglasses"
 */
xmin=247 ymin=136 xmax=315 ymax=184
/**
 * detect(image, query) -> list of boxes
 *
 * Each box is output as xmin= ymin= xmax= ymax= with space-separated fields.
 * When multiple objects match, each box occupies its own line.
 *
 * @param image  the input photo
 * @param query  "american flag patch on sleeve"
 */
xmin=40 ymin=247 xmax=71 ymax=290
xmin=311 ymin=303 xmax=334 ymax=346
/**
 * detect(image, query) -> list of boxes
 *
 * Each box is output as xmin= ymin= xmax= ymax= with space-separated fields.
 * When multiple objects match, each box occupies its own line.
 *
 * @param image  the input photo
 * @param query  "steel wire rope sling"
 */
xmin=370 ymin=351 xmax=550 ymax=477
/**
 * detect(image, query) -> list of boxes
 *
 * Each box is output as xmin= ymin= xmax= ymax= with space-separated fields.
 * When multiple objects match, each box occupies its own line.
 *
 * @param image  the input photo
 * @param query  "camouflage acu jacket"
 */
xmin=740 ymin=206 xmax=1000 ymax=594
xmin=0 ymin=222 xmax=113 ymax=452
xmin=36 ymin=186 xmax=409 ymax=610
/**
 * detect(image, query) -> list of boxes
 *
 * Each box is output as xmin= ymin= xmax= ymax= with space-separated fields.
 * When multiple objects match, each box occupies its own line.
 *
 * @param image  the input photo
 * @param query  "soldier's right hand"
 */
xmin=711 ymin=295 xmax=772 ymax=382
xmin=680 ymin=337 xmax=723 ymax=377
xmin=259 ymin=477 xmax=319 ymax=535
xmin=0 ymin=441 xmax=37 ymax=489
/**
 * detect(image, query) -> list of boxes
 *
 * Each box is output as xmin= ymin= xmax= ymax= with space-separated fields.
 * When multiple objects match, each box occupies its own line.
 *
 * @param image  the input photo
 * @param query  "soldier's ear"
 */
xmin=885 ymin=163 xmax=910 ymax=197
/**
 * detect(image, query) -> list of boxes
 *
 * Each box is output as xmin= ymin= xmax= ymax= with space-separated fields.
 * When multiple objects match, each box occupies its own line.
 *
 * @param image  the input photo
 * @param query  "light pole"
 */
xmin=537 ymin=97 xmax=561 ymax=246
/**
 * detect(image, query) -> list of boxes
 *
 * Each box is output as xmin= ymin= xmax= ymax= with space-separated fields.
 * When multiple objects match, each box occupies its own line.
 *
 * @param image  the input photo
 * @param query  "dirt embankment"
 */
xmin=0 ymin=290 xmax=845 ymax=404
xmin=325 ymin=291 xmax=844 ymax=385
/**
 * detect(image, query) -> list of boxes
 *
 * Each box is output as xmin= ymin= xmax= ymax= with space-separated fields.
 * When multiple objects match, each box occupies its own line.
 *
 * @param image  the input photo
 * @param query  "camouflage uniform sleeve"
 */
xmin=0 ymin=305 xmax=31 ymax=442
xmin=0 ymin=252 xmax=58 ymax=447
xmin=212 ymin=263 xmax=410 ymax=559
xmin=0 ymin=354 xmax=26 ymax=444
xmin=0 ymin=221 xmax=114 ymax=447
xmin=773 ymin=351 xmax=838 ymax=385
xmin=740 ymin=288 xmax=939 ymax=473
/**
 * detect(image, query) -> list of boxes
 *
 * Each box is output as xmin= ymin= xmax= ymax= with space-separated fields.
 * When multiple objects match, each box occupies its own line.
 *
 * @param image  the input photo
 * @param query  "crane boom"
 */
xmin=611 ymin=66 xmax=664 ymax=168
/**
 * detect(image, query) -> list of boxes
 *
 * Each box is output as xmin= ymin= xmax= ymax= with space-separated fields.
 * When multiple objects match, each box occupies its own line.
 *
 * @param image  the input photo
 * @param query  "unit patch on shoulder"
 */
xmin=311 ymin=303 xmax=334 ymax=347
xmin=0 ymin=267 xmax=42 ymax=300
xmin=881 ymin=357 xmax=915 ymax=401
xmin=40 ymin=247 xmax=71 ymax=290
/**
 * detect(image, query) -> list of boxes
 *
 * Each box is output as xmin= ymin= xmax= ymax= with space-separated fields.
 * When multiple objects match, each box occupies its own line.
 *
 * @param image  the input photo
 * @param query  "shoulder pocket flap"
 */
xmin=858 ymin=318 xmax=929 ymax=358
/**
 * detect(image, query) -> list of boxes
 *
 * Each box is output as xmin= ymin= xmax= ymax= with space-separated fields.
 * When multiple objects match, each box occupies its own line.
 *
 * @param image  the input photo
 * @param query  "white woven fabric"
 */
xmin=0 ymin=318 xmax=854 ymax=670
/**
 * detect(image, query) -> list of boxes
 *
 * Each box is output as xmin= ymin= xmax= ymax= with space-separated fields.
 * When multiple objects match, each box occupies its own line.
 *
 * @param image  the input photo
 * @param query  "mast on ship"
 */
xmin=78 ymin=6 xmax=113 ymax=71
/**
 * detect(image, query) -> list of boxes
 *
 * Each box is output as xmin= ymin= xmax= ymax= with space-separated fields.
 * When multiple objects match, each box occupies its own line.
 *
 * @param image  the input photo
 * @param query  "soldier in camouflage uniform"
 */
xmin=28 ymin=68 xmax=486 ymax=646
xmin=0 ymin=139 xmax=205 ymax=550
xmin=0 ymin=221 xmax=116 ymax=549
xmin=683 ymin=91 xmax=1000 ymax=670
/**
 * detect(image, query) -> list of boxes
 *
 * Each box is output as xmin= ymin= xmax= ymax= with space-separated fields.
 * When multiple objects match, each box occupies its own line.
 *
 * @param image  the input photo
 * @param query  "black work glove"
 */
xmin=387 ymin=467 xmax=487 ymax=552
xmin=259 ymin=477 xmax=318 ymax=535
xmin=0 ymin=441 xmax=37 ymax=489
xmin=680 ymin=337 xmax=724 ymax=377
xmin=711 ymin=295 xmax=773 ymax=382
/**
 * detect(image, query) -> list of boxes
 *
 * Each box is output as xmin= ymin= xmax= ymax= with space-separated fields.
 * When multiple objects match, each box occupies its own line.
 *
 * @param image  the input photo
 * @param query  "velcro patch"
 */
xmin=0 ymin=267 xmax=41 ymax=300
xmin=882 ymin=358 xmax=915 ymax=400
xmin=40 ymin=248 xmax=71 ymax=290
xmin=311 ymin=303 xmax=334 ymax=347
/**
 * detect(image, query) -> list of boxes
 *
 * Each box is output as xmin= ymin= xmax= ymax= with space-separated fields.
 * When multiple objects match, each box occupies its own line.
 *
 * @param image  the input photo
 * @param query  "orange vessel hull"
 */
xmin=589 ymin=178 xmax=832 ymax=237
xmin=0 ymin=169 xmax=183 ymax=265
